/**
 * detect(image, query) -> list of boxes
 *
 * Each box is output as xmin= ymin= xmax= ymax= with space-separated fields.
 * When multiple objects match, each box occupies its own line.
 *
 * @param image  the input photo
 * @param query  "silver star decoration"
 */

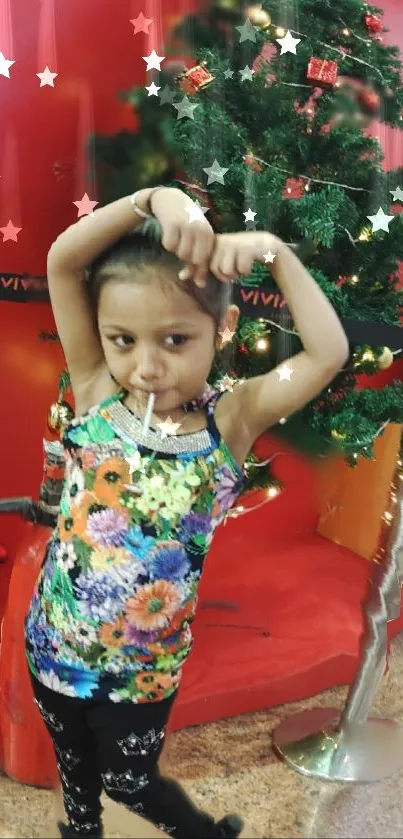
xmin=223 ymin=68 xmax=235 ymax=79
xmin=186 ymin=203 xmax=209 ymax=223
xmin=390 ymin=186 xmax=403 ymax=202
xmin=173 ymin=95 xmax=199 ymax=120
xmin=239 ymin=66 xmax=255 ymax=82
xmin=145 ymin=82 xmax=161 ymax=97
xmin=244 ymin=208 xmax=257 ymax=223
xmin=276 ymin=30 xmax=301 ymax=55
xmin=366 ymin=206 xmax=395 ymax=233
xmin=159 ymin=85 xmax=177 ymax=106
xmin=203 ymin=159 xmax=229 ymax=185
xmin=236 ymin=19 xmax=258 ymax=43
xmin=277 ymin=363 xmax=294 ymax=382
xmin=142 ymin=49 xmax=165 ymax=71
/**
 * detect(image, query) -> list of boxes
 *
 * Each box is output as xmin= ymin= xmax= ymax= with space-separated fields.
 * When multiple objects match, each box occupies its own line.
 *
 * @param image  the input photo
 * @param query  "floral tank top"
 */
xmin=25 ymin=387 xmax=245 ymax=704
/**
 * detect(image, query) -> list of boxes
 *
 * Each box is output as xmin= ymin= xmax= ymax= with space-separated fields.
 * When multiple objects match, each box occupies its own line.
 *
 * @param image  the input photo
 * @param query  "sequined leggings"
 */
xmin=30 ymin=674 xmax=219 ymax=838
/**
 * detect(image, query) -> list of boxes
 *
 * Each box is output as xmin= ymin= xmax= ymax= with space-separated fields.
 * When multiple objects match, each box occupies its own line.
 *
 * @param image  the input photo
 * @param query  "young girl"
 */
xmin=24 ymin=185 xmax=349 ymax=839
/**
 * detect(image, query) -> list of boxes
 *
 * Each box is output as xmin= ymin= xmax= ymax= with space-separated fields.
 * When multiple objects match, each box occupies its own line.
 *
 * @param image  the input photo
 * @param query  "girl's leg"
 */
xmin=89 ymin=693 xmax=227 ymax=839
xmin=30 ymin=674 xmax=103 ymax=837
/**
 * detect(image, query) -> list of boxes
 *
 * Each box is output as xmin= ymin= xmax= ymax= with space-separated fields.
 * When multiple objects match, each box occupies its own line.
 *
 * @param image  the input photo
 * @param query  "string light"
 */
xmin=255 ymin=336 xmax=270 ymax=352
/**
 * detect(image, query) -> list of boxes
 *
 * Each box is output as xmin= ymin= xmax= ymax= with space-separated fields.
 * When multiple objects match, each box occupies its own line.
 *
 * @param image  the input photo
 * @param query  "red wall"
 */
xmin=0 ymin=0 xmax=402 ymax=569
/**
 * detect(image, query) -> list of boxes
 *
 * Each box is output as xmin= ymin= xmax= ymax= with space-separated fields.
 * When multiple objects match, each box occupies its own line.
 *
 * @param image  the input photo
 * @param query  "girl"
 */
xmin=25 ymin=185 xmax=349 ymax=839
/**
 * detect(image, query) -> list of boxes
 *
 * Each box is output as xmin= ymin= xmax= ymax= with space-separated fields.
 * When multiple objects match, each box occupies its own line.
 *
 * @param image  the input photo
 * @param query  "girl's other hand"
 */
xmin=178 ymin=231 xmax=284 ymax=286
xmin=151 ymin=187 xmax=214 ymax=287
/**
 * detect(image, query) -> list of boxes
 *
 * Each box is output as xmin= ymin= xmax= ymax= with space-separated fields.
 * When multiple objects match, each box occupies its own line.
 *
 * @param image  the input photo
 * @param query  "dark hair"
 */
xmin=85 ymin=219 xmax=233 ymax=339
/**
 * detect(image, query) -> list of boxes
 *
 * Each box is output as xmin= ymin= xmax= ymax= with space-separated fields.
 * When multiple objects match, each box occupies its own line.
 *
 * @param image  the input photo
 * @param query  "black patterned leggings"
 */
xmin=30 ymin=674 xmax=220 ymax=839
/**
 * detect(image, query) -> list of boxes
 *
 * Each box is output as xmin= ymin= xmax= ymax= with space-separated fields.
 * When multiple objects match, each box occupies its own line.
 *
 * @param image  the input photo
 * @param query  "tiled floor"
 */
xmin=2 ymin=634 xmax=403 ymax=838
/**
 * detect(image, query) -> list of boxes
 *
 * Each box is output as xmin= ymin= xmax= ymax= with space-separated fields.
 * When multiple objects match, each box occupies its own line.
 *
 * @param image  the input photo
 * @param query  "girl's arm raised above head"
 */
xmin=46 ymin=187 xmax=161 ymax=397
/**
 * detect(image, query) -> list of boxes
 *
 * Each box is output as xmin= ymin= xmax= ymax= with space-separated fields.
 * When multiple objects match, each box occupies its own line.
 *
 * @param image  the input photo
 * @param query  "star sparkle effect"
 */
xmin=203 ymin=159 xmax=229 ymax=185
xmin=73 ymin=194 xmax=99 ymax=218
xmin=0 ymin=221 xmax=22 ymax=242
xmin=218 ymin=327 xmax=236 ymax=346
xmin=277 ymin=363 xmax=294 ymax=382
xmin=37 ymin=66 xmax=58 ymax=87
xmin=236 ymin=19 xmax=258 ymax=43
xmin=142 ymin=49 xmax=165 ymax=71
xmin=156 ymin=417 xmax=183 ymax=438
xmin=130 ymin=12 xmax=153 ymax=35
xmin=186 ymin=203 xmax=208 ymax=224
xmin=145 ymin=82 xmax=160 ymax=97
xmin=366 ymin=206 xmax=395 ymax=233
xmin=173 ymin=95 xmax=199 ymax=120
xmin=390 ymin=186 xmax=403 ymax=201
xmin=276 ymin=30 xmax=301 ymax=55
xmin=0 ymin=52 xmax=15 ymax=77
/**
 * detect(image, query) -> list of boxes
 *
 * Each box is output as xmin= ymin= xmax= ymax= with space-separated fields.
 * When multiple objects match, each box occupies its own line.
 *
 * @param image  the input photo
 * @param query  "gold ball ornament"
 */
xmin=331 ymin=429 xmax=346 ymax=441
xmin=246 ymin=4 xmax=271 ymax=29
xmin=47 ymin=399 xmax=74 ymax=435
xmin=377 ymin=347 xmax=394 ymax=370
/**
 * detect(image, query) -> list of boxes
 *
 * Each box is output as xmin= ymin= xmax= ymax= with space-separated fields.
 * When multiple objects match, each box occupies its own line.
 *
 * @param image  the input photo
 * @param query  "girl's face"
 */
xmin=97 ymin=270 xmax=238 ymax=413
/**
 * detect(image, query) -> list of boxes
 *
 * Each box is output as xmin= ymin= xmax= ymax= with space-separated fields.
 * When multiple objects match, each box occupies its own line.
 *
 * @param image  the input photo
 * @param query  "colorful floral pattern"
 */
xmin=25 ymin=389 xmax=245 ymax=704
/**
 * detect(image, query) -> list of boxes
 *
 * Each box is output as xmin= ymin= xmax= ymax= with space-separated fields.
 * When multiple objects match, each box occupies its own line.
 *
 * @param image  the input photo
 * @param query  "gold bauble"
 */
xmin=331 ymin=429 xmax=346 ymax=441
xmin=47 ymin=399 xmax=74 ymax=434
xmin=358 ymin=226 xmax=373 ymax=242
xmin=137 ymin=151 xmax=169 ymax=186
xmin=377 ymin=346 xmax=394 ymax=370
xmin=246 ymin=5 xmax=271 ymax=29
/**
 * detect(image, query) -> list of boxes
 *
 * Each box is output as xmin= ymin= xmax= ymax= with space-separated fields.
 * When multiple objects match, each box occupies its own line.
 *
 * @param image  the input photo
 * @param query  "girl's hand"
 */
xmin=178 ymin=231 xmax=284 ymax=285
xmin=151 ymin=187 xmax=215 ymax=287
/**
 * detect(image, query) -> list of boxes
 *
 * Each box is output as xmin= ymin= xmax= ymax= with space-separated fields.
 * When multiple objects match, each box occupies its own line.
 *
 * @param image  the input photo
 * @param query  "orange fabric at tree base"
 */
xmin=316 ymin=423 xmax=402 ymax=560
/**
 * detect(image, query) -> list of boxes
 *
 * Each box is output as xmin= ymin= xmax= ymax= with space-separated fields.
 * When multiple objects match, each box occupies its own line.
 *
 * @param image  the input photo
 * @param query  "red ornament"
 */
xmin=283 ymin=177 xmax=305 ymax=198
xmin=243 ymin=153 xmax=264 ymax=173
xmin=358 ymin=87 xmax=381 ymax=114
xmin=363 ymin=13 xmax=382 ymax=35
xmin=176 ymin=62 xmax=215 ymax=94
xmin=307 ymin=57 xmax=338 ymax=89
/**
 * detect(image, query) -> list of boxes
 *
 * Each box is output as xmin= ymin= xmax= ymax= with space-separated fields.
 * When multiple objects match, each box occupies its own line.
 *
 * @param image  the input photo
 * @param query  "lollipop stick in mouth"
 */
xmin=142 ymin=392 xmax=155 ymax=435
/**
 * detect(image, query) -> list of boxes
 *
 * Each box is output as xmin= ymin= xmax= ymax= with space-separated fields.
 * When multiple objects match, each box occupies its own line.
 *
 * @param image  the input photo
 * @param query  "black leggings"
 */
xmin=30 ymin=674 xmax=220 ymax=838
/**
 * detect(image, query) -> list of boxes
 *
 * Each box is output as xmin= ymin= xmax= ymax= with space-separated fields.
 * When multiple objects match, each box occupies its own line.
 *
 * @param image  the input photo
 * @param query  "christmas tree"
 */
xmin=90 ymin=0 xmax=403 ymax=485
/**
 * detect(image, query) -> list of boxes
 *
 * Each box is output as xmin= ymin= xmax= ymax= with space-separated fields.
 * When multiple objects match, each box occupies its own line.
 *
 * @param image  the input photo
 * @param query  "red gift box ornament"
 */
xmin=307 ymin=57 xmax=338 ymax=89
xmin=177 ymin=62 xmax=215 ymax=95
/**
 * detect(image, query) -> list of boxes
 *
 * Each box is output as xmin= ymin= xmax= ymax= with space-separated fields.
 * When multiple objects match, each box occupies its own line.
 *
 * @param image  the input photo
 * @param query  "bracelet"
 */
xmin=130 ymin=186 xmax=167 ymax=219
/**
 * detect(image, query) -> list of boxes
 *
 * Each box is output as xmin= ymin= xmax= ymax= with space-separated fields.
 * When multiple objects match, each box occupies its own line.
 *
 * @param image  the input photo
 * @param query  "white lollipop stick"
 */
xmin=142 ymin=392 xmax=155 ymax=435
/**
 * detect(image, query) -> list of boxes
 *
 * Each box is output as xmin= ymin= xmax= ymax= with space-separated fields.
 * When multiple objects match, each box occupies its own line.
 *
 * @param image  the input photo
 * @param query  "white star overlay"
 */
xmin=173 ymin=95 xmax=199 ymax=120
xmin=236 ymin=19 xmax=258 ymax=43
xmin=263 ymin=250 xmax=277 ymax=263
xmin=203 ymin=159 xmax=229 ymax=185
xmin=244 ymin=208 xmax=257 ymax=222
xmin=366 ymin=207 xmax=395 ymax=233
xmin=145 ymin=82 xmax=161 ymax=97
xmin=277 ymin=363 xmax=294 ymax=382
xmin=142 ymin=49 xmax=165 ymax=71
xmin=0 ymin=52 xmax=15 ymax=77
xmin=390 ymin=186 xmax=403 ymax=202
xmin=156 ymin=417 xmax=183 ymax=438
xmin=276 ymin=30 xmax=301 ymax=55
xmin=239 ymin=66 xmax=255 ymax=82
xmin=186 ymin=203 xmax=209 ymax=223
